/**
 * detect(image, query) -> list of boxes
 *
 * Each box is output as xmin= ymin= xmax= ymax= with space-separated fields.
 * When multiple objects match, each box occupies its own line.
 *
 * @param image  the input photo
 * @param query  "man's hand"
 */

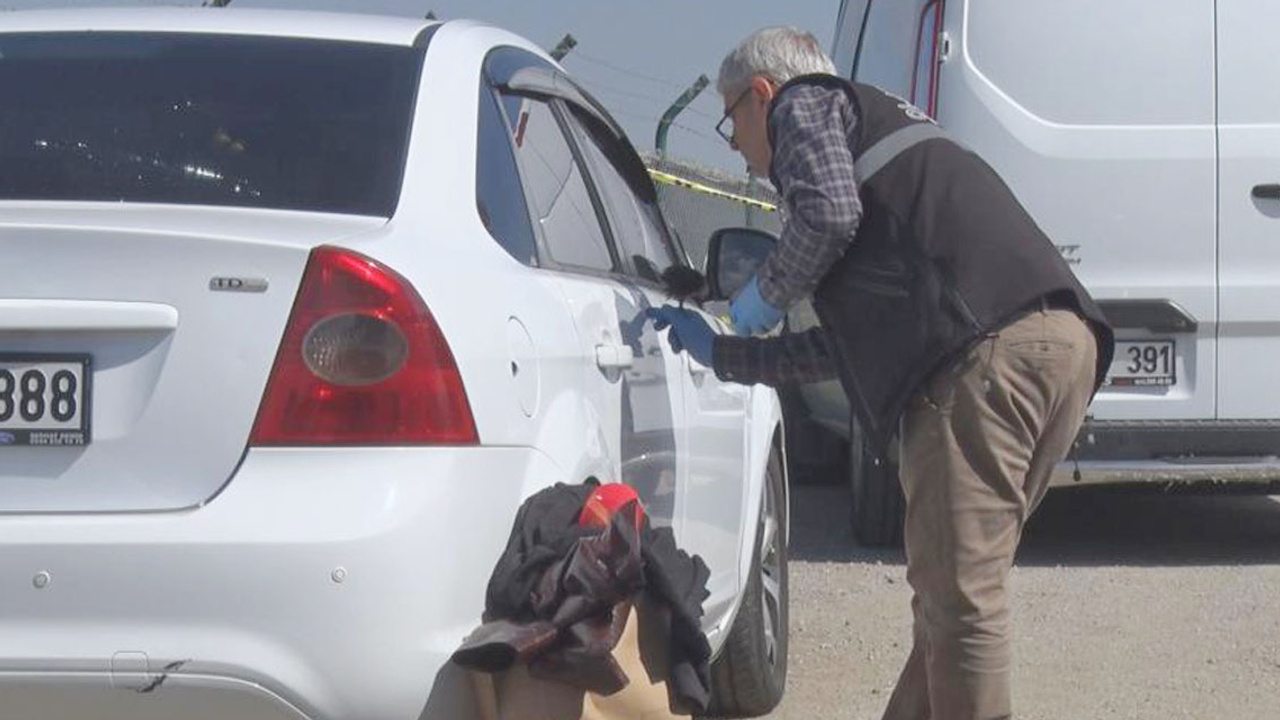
xmin=730 ymin=275 xmax=785 ymax=336
xmin=645 ymin=306 xmax=716 ymax=367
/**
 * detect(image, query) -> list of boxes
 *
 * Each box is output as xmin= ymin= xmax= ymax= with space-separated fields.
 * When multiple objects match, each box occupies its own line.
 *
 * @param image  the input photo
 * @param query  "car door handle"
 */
xmin=595 ymin=344 xmax=634 ymax=370
xmin=1253 ymin=184 xmax=1280 ymax=200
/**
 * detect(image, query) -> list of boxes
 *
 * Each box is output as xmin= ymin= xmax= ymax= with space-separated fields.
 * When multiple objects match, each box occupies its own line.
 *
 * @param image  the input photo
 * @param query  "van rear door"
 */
xmin=833 ymin=0 xmax=1219 ymax=420
xmin=1215 ymin=0 xmax=1280 ymax=419
xmin=932 ymin=0 xmax=1218 ymax=421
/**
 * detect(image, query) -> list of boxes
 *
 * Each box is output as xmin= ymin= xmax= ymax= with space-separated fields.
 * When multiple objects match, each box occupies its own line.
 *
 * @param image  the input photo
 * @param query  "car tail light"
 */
xmin=250 ymin=245 xmax=478 ymax=446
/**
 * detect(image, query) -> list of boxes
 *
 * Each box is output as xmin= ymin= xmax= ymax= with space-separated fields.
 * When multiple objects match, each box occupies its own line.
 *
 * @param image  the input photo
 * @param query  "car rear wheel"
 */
xmin=848 ymin=416 xmax=905 ymax=548
xmin=707 ymin=441 xmax=789 ymax=718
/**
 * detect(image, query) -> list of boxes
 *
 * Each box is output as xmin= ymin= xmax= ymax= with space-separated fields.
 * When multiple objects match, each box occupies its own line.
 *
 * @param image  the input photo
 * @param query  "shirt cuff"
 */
xmin=712 ymin=336 xmax=756 ymax=385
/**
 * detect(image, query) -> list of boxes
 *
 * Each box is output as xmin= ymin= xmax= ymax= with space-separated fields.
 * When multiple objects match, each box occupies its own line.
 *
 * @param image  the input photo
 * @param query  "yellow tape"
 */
xmin=647 ymin=169 xmax=777 ymax=212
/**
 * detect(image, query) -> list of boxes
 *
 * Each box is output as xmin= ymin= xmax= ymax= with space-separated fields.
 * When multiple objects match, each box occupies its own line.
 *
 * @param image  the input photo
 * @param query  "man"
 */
xmin=647 ymin=27 xmax=1114 ymax=720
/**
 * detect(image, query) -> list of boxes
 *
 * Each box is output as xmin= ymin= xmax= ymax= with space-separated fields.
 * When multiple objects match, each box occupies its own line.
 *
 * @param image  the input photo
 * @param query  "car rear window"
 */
xmin=0 ymin=32 xmax=423 ymax=216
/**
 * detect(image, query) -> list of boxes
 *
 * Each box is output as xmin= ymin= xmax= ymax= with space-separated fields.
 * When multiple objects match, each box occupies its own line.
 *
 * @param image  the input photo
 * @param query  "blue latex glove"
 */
xmin=645 ymin=306 xmax=716 ymax=368
xmin=730 ymin=275 xmax=785 ymax=336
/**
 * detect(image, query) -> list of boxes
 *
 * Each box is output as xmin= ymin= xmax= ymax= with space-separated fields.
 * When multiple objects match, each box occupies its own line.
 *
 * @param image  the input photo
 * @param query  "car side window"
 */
xmin=476 ymin=85 xmax=537 ymax=265
xmin=562 ymin=106 xmax=678 ymax=284
xmin=501 ymin=95 xmax=615 ymax=273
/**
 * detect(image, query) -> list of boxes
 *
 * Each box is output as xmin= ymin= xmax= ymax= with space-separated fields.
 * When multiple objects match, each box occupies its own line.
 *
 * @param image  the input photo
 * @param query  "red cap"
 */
xmin=578 ymin=483 xmax=645 ymax=529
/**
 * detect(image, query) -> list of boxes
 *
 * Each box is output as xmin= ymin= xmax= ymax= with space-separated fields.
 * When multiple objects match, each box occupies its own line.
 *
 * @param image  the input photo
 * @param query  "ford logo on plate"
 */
xmin=0 ymin=432 xmax=15 ymax=446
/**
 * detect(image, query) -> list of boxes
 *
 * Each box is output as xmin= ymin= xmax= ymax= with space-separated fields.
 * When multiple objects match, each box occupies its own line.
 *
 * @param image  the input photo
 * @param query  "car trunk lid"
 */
xmin=0 ymin=204 xmax=385 ymax=512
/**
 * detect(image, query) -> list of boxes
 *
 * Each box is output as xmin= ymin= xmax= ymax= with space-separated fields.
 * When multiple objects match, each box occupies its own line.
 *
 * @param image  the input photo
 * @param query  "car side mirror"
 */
xmin=704 ymin=227 xmax=778 ymax=301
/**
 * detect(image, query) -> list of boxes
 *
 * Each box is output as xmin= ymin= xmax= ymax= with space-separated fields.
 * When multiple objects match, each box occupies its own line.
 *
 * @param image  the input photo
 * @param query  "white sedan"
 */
xmin=0 ymin=8 xmax=788 ymax=720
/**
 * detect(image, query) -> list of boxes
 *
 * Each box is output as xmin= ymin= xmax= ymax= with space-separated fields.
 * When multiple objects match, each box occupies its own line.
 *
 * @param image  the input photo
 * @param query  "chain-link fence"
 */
xmin=642 ymin=152 xmax=781 ymax=269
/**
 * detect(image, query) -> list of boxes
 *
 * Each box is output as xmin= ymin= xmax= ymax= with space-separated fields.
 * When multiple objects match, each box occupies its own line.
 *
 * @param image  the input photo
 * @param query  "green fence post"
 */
xmin=655 ymin=74 xmax=709 ymax=157
xmin=549 ymin=34 xmax=578 ymax=61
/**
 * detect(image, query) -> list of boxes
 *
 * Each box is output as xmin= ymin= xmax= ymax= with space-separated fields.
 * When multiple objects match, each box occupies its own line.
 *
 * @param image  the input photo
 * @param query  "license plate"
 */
xmin=0 ymin=354 xmax=92 ymax=447
xmin=1107 ymin=340 xmax=1175 ymax=387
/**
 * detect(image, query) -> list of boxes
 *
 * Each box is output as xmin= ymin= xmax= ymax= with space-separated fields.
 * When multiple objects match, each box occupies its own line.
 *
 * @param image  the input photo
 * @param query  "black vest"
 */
xmin=768 ymin=75 xmax=1114 ymax=452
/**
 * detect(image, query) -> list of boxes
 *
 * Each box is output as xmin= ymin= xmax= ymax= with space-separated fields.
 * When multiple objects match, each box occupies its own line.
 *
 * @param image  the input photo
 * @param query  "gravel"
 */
xmin=763 ymin=484 xmax=1280 ymax=720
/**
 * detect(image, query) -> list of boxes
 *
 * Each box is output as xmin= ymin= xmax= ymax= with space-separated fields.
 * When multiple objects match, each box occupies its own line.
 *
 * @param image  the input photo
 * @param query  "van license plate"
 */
xmin=1107 ymin=341 xmax=1175 ymax=387
xmin=0 ymin=354 xmax=92 ymax=447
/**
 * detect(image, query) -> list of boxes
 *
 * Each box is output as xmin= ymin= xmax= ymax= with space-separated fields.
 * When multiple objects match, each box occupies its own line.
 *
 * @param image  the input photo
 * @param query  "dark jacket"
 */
xmin=452 ymin=480 xmax=713 ymax=714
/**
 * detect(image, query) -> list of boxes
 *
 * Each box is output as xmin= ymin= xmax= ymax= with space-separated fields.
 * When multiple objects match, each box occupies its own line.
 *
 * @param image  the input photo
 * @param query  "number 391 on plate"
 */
xmin=1107 ymin=340 xmax=1176 ymax=387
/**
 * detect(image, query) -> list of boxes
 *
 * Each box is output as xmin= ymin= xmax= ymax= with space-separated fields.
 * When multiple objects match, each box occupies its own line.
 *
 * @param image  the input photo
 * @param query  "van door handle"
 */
xmin=595 ymin=344 xmax=634 ymax=370
xmin=1252 ymin=184 xmax=1280 ymax=200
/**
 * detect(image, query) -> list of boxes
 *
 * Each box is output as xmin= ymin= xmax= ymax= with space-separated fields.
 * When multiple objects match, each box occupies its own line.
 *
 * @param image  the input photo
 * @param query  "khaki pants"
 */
xmin=882 ymin=308 xmax=1098 ymax=720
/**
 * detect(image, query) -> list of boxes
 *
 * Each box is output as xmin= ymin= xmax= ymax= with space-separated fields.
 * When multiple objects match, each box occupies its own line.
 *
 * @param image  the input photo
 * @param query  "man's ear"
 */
xmin=750 ymin=76 xmax=777 ymax=106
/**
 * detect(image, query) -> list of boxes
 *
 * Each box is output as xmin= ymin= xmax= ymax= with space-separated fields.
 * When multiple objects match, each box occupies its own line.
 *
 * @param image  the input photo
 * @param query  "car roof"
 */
xmin=0 ymin=7 xmax=438 ymax=46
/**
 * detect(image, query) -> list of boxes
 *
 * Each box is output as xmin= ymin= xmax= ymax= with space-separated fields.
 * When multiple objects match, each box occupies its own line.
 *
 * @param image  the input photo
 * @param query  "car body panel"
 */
xmin=676 ymin=310 xmax=751 ymax=625
xmin=0 ymin=205 xmax=382 ymax=512
xmin=0 ymin=447 xmax=559 ymax=720
xmin=0 ymin=13 xmax=783 ymax=718
xmin=0 ymin=7 xmax=434 ymax=45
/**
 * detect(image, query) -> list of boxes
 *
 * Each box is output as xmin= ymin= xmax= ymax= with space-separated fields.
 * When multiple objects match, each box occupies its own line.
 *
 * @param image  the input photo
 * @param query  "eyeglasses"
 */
xmin=715 ymin=88 xmax=751 ymax=145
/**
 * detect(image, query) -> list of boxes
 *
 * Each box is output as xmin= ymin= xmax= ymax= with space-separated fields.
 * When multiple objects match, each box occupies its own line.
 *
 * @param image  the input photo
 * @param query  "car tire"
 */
xmin=707 ymin=442 xmax=789 ymax=718
xmin=848 ymin=416 xmax=905 ymax=548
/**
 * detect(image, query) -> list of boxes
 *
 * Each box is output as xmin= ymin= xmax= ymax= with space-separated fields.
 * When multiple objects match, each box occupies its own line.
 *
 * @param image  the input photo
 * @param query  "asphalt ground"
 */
xmin=762 ymin=484 xmax=1280 ymax=719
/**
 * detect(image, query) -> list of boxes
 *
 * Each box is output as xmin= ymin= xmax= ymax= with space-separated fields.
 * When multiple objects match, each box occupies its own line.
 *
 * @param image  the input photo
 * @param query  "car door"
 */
xmin=670 ymin=305 xmax=751 ymax=621
xmin=494 ymin=67 xmax=684 ymax=529
xmin=1215 ymin=0 xmax=1280 ymax=419
xmin=556 ymin=102 xmax=695 ymax=531
xmin=559 ymin=104 xmax=751 ymax=617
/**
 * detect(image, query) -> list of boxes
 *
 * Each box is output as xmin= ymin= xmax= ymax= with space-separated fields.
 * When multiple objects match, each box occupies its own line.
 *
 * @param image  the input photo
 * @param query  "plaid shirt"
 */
xmin=714 ymin=327 xmax=838 ymax=387
xmin=712 ymin=82 xmax=861 ymax=387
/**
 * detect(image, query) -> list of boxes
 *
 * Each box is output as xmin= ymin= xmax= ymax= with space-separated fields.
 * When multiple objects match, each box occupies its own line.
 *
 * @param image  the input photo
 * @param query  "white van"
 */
xmin=793 ymin=0 xmax=1280 ymax=545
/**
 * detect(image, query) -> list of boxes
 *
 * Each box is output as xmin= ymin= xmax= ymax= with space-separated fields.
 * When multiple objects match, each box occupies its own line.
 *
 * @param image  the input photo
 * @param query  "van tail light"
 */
xmin=910 ymin=0 xmax=946 ymax=119
xmin=926 ymin=0 xmax=945 ymax=118
xmin=250 ymin=245 xmax=478 ymax=446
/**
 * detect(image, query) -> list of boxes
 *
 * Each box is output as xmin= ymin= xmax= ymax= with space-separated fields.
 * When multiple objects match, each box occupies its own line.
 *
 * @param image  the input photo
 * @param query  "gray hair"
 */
xmin=717 ymin=27 xmax=837 ymax=96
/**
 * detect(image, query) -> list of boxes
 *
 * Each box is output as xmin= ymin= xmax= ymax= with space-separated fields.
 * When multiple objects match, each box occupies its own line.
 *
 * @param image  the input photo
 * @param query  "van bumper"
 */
xmin=1050 ymin=419 xmax=1280 ymax=487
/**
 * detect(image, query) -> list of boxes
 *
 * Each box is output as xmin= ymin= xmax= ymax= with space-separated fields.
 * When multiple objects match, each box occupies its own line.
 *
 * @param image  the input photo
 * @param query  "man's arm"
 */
xmin=713 ymin=327 xmax=839 ymax=387
xmin=756 ymin=85 xmax=863 ymax=312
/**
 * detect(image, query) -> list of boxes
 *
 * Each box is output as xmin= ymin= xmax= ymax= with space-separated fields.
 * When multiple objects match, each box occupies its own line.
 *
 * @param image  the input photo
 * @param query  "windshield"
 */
xmin=0 ymin=32 xmax=423 ymax=216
